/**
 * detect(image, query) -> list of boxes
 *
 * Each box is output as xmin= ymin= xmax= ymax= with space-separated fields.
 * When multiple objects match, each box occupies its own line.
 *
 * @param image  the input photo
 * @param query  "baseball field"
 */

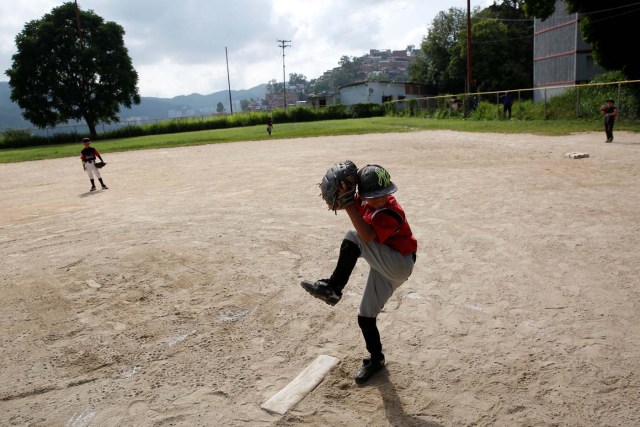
xmin=1 ymin=129 xmax=639 ymax=426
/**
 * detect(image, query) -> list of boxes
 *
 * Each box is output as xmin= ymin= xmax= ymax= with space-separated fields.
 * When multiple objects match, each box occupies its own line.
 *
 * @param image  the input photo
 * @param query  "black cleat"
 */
xmin=300 ymin=279 xmax=342 ymax=306
xmin=90 ymin=186 xmax=97 ymax=192
xmin=354 ymin=357 xmax=385 ymax=384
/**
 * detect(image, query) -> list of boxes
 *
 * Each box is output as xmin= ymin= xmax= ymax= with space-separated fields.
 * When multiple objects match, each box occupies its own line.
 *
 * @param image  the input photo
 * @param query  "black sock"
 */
xmin=329 ymin=239 xmax=360 ymax=290
xmin=358 ymin=315 xmax=383 ymax=361
xmin=90 ymin=179 xmax=95 ymax=187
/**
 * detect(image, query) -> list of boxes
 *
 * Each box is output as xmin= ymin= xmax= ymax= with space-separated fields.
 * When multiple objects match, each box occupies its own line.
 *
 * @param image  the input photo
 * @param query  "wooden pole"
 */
xmin=226 ymin=47 xmax=233 ymax=114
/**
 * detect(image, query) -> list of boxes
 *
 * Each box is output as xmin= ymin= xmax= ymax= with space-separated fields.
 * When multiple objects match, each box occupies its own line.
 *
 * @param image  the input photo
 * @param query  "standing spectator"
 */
xmin=501 ymin=92 xmax=513 ymax=119
xmin=450 ymin=97 xmax=461 ymax=112
xmin=600 ymin=99 xmax=618 ymax=143
xmin=471 ymin=96 xmax=479 ymax=112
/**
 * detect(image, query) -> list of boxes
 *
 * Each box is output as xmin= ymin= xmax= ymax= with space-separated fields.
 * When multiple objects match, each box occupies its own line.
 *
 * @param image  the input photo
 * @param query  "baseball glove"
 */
xmin=319 ymin=160 xmax=358 ymax=213
xmin=95 ymin=161 xmax=106 ymax=169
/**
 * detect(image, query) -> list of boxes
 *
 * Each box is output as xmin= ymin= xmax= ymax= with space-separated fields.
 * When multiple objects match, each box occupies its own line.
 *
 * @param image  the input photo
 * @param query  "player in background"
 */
xmin=600 ymin=99 xmax=618 ymax=143
xmin=266 ymin=117 xmax=273 ymax=136
xmin=80 ymin=138 xmax=108 ymax=191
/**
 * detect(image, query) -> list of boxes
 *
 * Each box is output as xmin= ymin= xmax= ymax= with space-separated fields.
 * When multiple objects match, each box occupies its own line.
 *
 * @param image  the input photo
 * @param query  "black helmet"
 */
xmin=357 ymin=164 xmax=397 ymax=198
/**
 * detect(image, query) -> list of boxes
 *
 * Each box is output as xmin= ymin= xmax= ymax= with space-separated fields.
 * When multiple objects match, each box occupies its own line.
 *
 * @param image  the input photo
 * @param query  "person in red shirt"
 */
xmin=302 ymin=164 xmax=417 ymax=384
xmin=80 ymin=138 xmax=108 ymax=191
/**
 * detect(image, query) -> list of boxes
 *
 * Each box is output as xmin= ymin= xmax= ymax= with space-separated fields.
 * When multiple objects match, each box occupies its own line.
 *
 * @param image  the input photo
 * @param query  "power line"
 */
xmin=585 ymin=5 xmax=640 ymax=24
xmin=474 ymin=16 xmax=533 ymax=22
xmin=473 ymin=2 xmax=640 ymax=23
xmin=579 ymin=1 xmax=640 ymax=16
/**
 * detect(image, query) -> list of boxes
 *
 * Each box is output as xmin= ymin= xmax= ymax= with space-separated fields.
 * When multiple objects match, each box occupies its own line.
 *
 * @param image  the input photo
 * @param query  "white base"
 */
xmin=261 ymin=354 xmax=340 ymax=415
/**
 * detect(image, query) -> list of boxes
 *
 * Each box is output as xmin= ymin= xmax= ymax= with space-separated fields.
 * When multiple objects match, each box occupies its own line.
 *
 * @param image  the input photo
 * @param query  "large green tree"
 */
xmin=409 ymin=2 xmax=533 ymax=94
xmin=333 ymin=56 xmax=366 ymax=87
xmin=310 ymin=56 xmax=366 ymax=93
xmin=5 ymin=2 xmax=140 ymax=139
xmin=266 ymin=79 xmax=283 ymax=94
xmin=409 ymin=7 xmax=467 ymax=94
xmin=450 ymin=2 xmax=533 ymax=92
xmin=288 ymin=73 xmax=308 ymax=86
xmin=522 ymin=0 xmax=639 ymax=79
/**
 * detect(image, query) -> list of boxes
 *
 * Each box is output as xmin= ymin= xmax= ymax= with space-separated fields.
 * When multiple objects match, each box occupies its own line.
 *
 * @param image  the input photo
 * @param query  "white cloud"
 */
xmin=1 ymin=0 xmax=487 ymax=98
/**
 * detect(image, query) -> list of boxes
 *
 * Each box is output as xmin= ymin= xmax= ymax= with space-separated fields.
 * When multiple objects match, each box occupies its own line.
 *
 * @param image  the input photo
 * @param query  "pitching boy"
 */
xmin=302 ymin=164 xmax=417 ymax=384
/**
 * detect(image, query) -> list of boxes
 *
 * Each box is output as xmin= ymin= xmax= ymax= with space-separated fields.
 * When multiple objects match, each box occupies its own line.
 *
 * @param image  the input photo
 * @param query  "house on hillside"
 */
xmin=307 ymin=81 xmax=430 ymax=108
xmin=265 ymin=87 xmax=299 ymax=109
xmin=533 ymin=0 xmax=604 ymax=101
xmin=361 ymin=48 xmax=417 ymax=82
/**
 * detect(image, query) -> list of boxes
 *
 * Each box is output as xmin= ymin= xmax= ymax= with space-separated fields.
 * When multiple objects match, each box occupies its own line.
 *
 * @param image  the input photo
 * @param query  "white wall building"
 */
xmin=307 ymin=81 xmax=429 ymax=108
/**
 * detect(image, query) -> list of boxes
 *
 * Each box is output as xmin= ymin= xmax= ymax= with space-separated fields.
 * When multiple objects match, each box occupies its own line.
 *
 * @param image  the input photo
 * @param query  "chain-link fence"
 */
xmin=387 ymin=80 xmax=640 ymax=121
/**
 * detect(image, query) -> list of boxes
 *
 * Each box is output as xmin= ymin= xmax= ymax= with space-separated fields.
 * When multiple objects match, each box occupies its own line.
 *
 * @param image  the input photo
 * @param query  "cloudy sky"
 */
xmin=0 ymin=0 xmax=491 ymax=98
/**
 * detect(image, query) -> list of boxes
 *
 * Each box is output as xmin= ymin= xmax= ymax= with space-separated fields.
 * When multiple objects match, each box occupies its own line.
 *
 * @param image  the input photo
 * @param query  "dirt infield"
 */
xmin=1 ymin=130 xmax=639 ymax=426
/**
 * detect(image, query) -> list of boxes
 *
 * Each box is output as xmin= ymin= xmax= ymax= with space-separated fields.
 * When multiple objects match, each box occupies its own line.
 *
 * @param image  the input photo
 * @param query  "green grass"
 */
xmin=1 ymin=116 xmax=639 ymax=163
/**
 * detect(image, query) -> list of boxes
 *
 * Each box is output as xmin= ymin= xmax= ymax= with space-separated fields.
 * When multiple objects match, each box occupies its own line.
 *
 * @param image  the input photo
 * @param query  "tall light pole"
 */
xmin=277 ymin=39 xmax=291 ymax=109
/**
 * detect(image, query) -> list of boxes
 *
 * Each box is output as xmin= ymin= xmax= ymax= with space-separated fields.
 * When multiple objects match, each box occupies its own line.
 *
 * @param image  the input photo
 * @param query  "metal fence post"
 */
xmin=617 ymin=83 xmax=622 ymax=118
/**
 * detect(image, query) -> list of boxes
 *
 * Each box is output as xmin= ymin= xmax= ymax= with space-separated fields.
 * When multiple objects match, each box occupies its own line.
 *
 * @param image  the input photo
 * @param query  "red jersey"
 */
xmin=80 ymin=147 xmax=101 ymax=162
xmin=354 ymin=195 xmax=417 ymax=256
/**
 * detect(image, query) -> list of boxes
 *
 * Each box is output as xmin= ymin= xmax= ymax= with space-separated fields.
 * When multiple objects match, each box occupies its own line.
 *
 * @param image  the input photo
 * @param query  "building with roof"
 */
xmin=306 ymin=81 xmax=429 ymax=109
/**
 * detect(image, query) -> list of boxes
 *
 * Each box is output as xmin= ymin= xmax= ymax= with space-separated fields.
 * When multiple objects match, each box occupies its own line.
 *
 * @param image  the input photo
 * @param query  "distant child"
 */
xmin=80 ymin=138 xmax=108 ymax=191
xmin=600 ymin=99 xmax=618 ymax=143
xmin=266 ymin=117 xmax=273 ymax=136
xmin=301 ymin=164 xmax=417 ymax=384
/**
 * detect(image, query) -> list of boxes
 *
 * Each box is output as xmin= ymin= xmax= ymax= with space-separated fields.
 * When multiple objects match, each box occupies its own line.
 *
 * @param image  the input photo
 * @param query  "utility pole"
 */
xmin=466 ymin=0 xmax=472 ymax=94
xmin=74 ymin=0 xmax=83 ymax=44
xmin=465 ymin=0 xmax=472 ymax=116
xmin=225 ymin=47 xmax=233 ymax=114
xmin=277 ymin=39 xmax=291 ymax=109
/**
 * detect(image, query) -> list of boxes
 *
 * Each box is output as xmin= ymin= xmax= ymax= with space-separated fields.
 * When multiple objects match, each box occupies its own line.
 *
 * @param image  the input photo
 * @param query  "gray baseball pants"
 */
xmin=344 ymin=230 xmax=415 ymax=317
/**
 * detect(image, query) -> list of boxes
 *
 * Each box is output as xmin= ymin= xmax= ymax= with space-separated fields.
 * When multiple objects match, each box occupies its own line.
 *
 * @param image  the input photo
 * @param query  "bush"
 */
xmin=349 ymin=103 xmax=385 ymax=118
xmin=1 ymin=129 xmax=32 ymax=148
xmin=470 ymin=101 xmax=500 ymax=120
xmin=546 ymin=71 xmax=640 ymax=120
xmin=406 ymin=99 xmax=420 ymax=117
xmin=384 ymin=102 xmax=398 ymax=116
xmin=515 ymin=100 xmax=546 ymax=121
